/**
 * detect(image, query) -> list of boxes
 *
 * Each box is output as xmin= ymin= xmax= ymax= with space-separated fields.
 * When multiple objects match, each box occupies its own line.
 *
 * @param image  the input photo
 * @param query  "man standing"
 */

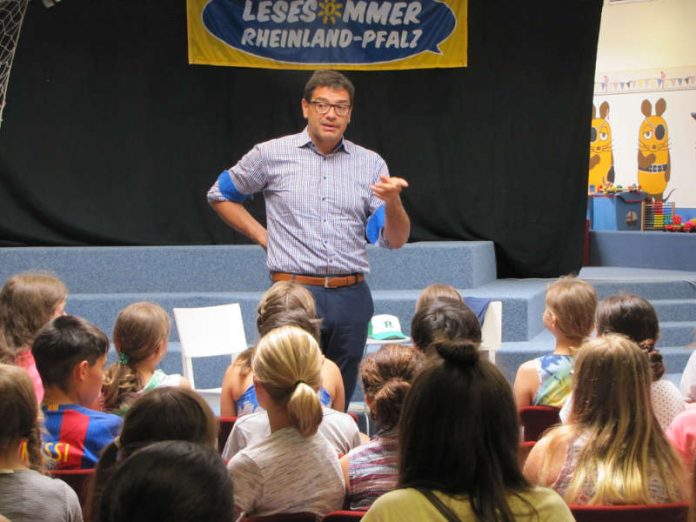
xmin=207 ymin=70 xmax=409 ymax=405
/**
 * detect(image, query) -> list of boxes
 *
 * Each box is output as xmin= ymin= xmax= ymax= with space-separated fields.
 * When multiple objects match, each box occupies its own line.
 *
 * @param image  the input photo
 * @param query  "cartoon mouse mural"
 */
xmin=637 ymin=98 xmax=671 ymax=200
xmin=589 ymin=101 xmax=614 ymax=191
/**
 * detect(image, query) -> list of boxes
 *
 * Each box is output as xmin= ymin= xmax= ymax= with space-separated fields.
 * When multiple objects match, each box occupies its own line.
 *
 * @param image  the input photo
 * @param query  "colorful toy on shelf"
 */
xmin=593 ymin=183 xmax=641 ymax=195
xmin=641 ymin=200 xmax=675 ymax=231
xmin=665 ymin=216 xmax=696 ymax=233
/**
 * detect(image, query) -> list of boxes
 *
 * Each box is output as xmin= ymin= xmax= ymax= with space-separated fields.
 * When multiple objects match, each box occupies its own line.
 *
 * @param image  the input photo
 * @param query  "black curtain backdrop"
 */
xmin=0 ymin=0 xmax=602 ymax=278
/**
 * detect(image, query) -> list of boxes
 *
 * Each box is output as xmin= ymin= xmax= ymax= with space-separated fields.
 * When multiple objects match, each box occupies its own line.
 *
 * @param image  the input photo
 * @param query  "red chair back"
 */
xmin=519 ymin=405 xmax=560 ymax=441
xmin=323 ymin=510 xmax=366 ymax=521
xmin=48 ymin=468 xmax=95 ymax=507
xmin=218 ymin=415 xmax=237 ymax=454
xmin=570 ymin=502 xmax=690 ymax=522
xmin=243 ymin=512 xmax=318 ymax=521
xmin=517 ymin=440 xmax=536 ymax=469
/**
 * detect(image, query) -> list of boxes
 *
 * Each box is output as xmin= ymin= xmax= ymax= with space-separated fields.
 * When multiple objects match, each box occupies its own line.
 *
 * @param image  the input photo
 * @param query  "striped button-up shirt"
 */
xmin=208 ymin=128 xmax=389 ymax=275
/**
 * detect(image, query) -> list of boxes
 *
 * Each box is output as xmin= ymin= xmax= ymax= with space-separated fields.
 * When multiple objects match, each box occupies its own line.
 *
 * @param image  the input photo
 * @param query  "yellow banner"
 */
xmin=187 ymin=0 xmax=467 ymax=70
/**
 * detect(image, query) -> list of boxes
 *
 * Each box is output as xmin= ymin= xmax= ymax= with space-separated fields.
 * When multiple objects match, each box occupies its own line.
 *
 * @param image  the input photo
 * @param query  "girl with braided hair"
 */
xmin=0 ymin=363 xmax=82 ymax=521
xmin=559 ymin=293 xmax=684 ymax=430
xmin=340 ymin=343 xmax=424 ymax=509
xmin=102 ymin=302 xmax=189 ymax=414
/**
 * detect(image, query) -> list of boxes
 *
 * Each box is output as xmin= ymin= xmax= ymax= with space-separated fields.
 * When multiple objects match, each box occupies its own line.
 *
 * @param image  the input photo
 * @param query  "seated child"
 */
xmin=221 ymin=309 xmax=360 ymax=460
xmin=99 ymin=441 xmax=233 ymax=522
xmin=341 ymin=344 xmax=424 ymax=510
xmin=597 ymin=294 xmax=684 ymax=429
xmin=415 ymin=283 xmax=463 ymax=311
xmin=228 ymin=326 xmax=345 ymax=518
xmin=0 ymin=272 xmax=68 ymax=402
xmin=0 ymin=363 xmax=82 ymax=522
xmin=221 ymin=281 xmax=344 ymax=416
xmin=32 ymin=315 xmax=122 ymax=469
xmin=666 ymin=407 xmax=696 ymax=470
xmin=102 ymin=302 xmax=188 ymax=414
xmin=513 ymin=276 xmax=597 ymax=408
xmin=410 ymin=299 xmax=482 ymax=356
xmin=88 ymin=386 xmax=218 ymax=520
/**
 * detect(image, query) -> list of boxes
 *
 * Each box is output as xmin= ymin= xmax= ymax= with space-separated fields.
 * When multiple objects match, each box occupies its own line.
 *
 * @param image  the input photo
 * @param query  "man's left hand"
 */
xmin=371 ymin=176 xmax=408 ymax=204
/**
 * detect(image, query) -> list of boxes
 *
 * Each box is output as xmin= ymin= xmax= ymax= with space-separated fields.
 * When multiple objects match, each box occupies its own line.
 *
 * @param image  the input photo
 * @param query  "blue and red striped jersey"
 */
xmin=41 ymin=403 xmax=122 ymax=469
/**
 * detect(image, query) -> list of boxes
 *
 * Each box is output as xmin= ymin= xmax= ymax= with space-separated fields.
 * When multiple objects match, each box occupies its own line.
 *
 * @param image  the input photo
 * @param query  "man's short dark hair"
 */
xmin=303 ymin=70 xmax=355 ymax=105
xmin=32 ymin=315 xmax=109 ymax=391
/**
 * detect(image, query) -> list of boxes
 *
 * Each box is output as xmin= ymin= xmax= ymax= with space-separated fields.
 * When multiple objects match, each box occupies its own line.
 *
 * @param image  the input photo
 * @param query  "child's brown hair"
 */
xmin=415 ymin=283 xmax=463 ymax=313
xmin=102 ymin=302 xmax=170 ymax=413
xmin=360 ymin=344 xmax=424 ymax=431
xmin=0 ymin=272 xmax=67 ymax=363
xmin=544 ymin=276 xmax=597 ymax=348
xmin=0 ymin=363 xmax=43 ymax=470
xmin=235 ymin=282 xmax=321 ymax=377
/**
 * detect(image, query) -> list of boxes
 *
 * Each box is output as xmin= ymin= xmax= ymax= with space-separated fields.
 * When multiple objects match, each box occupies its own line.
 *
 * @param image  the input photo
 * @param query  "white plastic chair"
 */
xmin=480 ymin=300 xmax=503 ymax=362
xmin=173 ymin=303 xmax=248 ymax=411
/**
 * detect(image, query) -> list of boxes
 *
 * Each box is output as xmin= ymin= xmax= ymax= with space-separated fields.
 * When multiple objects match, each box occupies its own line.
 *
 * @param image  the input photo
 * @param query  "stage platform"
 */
xmin=590 ymin=230 xmax=696 ymax=271
xmin=1 ymin=232 xmax=694 ymax=408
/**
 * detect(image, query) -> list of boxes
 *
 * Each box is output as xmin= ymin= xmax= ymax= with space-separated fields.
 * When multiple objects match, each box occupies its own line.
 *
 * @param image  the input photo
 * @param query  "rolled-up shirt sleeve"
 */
xmin=367 ymin=158 xmax=393 ymax=249
xmin=207 ymin=145 xmax=268 ymax=204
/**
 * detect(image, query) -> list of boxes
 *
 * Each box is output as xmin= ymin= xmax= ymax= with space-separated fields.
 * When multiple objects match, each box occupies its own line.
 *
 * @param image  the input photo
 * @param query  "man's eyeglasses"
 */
xmin=309 ymin=100 xmax=351 ymax=117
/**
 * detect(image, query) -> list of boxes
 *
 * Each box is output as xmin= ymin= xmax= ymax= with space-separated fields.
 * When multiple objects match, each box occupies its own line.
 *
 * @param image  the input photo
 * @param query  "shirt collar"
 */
xmin=296 ymin=127 xmax=351 ymax=155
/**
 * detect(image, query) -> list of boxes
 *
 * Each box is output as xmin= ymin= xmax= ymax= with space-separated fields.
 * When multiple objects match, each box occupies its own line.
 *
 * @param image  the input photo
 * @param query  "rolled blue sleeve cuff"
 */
xmin=215 ymin=170 xmax=249 ymax=203
xmin=367 ymin=205 xmax=391 ymax=248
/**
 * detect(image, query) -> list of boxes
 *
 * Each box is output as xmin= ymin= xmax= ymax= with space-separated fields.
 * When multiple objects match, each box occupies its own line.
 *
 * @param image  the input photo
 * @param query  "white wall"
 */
xmin=593 ymin=0 xmax=696 ymax=209
xmin=596 ymin=0 xmax=696 ymax=72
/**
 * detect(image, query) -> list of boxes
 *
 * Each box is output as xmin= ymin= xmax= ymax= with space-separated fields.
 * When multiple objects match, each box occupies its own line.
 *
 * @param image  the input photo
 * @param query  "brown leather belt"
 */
xmin=271 ymin=272 xmax=365 ymax=289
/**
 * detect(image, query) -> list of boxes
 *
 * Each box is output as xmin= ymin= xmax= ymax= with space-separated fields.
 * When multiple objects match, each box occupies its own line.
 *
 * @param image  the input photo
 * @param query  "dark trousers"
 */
xmin=307 ymin=281 xmax=374 ymax=409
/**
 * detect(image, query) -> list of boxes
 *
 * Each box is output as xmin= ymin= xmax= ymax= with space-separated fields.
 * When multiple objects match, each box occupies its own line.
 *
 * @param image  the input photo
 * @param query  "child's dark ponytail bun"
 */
xmin=433 ymin=338 xmax=480 ymax=366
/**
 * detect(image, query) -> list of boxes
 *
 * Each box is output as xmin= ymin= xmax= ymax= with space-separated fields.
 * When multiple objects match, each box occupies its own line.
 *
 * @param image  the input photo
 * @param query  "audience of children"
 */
xmin=2 ymin=266 xmax=695 ymax=520
xmin=32 ymin=315 xmax=122 ymax=469
xmin=88 ymin=386 xmax=218 ymax=521
xmin=99 ymin=440 xmax=233 ymax=522
xmin=0 ymin=272 xmax=68 ymax=402
xmin=524 ymin=334 xmax=687 ymax=505
xmin=227 ymin=325 xmax=345 ymax=518
xmin=513 ymin=276 xmax=597 ymax=408
xmin=220 ymin=281 xmax=344 ymax=416
xmin=340 ymin=343 xmax=424 ymax=510
xmin=102 ymin=301 xmax=188 ymax=414
xmin=363 ymin=338 xmax=573 ymax=521
xmin=0 ymin=363 xmax=83 ymax=522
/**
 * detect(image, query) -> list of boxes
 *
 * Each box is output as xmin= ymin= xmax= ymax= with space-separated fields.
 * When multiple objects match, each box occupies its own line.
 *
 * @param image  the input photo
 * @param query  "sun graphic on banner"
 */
xmin=318 ymin=0 xmax=343 ymax=25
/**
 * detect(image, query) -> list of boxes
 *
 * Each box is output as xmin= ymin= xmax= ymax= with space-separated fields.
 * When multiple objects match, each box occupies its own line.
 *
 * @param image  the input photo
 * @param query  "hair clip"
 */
xmin=117 ymin=352 xmax=130 ymax=365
